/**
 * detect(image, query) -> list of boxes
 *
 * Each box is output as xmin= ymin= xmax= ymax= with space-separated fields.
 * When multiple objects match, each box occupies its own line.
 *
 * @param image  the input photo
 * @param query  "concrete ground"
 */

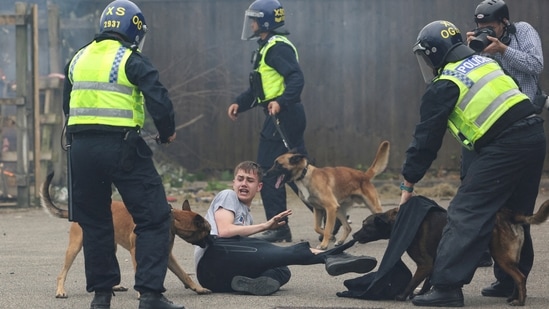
xmin=2 ymin=186 xmax=549 ymax=309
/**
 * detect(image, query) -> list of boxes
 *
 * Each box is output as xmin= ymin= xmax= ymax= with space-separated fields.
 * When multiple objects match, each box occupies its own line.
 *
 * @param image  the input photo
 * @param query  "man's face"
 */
xmin=233 ymin=169 xmax=262 ymax=206
xmin=250 ymin=18 xmax=259 ymax=33
xmin=477 ymin=20 xmax=504 ymax=38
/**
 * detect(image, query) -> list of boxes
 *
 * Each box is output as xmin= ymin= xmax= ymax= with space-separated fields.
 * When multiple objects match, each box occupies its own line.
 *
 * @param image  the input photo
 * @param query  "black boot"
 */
xmin=231 ymin=276 xmax=280 ymax=295
xmin=412 ymin=286 xmax=464 ymax=307
xmin=324 ymin=252 xmax=377 ymax=276
xmin=254 ymin=224 xmax=292 ymax=242
xmin=138 ymin=292 xmax=185 ymax=309
xmin=477 ymin=250 xmax=493 ymax=267
xmin=481 ymin=281 xmax=514 ymax=297
xmin=90 ymin=291 xmax=112 ymax=309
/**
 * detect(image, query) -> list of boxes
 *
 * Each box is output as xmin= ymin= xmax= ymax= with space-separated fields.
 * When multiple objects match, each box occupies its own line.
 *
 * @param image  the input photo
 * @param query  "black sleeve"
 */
xmin=264 ymin=41 xmax=304 ymax=108
xmin=401 ymin=80 xmax=459 ymax=183
xmin=235 ymin=87 xmax=256 ymax=113
xmin=125 ymin=52 xmax=175 ymax=142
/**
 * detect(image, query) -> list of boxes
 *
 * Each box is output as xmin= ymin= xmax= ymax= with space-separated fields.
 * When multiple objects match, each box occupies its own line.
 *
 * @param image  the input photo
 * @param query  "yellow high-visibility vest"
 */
xmin=255 ymin=35 xmax=298 ymax=103
xmin=67 ymin=40 xmax=144 ymax=128
xmin=437 ymin=55 xmax=528 ymax=150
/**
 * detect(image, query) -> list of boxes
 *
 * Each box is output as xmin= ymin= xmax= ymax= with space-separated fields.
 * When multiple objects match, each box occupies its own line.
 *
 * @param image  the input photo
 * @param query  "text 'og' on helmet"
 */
xmin=413 ymin=20 xmax=474 ymax=83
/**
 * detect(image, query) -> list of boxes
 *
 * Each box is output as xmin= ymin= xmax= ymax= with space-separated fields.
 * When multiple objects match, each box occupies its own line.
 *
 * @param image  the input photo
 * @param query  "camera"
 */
xmin=469 ymin=26 xmax=496 ymax=52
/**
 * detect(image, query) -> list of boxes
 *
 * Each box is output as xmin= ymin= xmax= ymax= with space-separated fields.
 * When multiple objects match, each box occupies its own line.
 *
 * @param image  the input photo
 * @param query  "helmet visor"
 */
xmin=137 ymin=25 xmax=147 ymax=50
xmin=413 ymin=42 xmax=436 ymax=84
xmin=241 ymin=9 xmax=263 ymax=40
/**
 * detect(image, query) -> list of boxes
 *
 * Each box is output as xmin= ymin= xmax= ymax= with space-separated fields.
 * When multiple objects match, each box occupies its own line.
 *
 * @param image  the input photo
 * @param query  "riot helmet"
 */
xmin=241 ymin=0 xmax=289 ymax=40
xmin=99 ymin=0 xmax=148 ymax=49
xmin=474 ymin=0 xmax=509 ymax=24
xmin=413 ymin=20 xmax=475 ymax=83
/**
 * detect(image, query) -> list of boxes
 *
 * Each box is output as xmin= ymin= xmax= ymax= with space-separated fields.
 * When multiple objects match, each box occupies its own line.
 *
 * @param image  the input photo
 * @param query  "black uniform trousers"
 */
xmin=196 ymin=237 xmax=326 ymax=292
xmin=431 ymin=118 xmax=545 ymax=288
xmin=257 ymin=103 xmax=308 ymax=221
xmin=70 ymin=131 xmax=172 ymax=294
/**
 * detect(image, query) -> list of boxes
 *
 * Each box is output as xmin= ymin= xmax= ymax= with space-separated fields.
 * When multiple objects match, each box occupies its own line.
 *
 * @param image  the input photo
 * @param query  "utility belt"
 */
xmin=71 ymin=128 xmax=151 ymax=171
xmin=70 ymin=130 xmax=127 ymax=140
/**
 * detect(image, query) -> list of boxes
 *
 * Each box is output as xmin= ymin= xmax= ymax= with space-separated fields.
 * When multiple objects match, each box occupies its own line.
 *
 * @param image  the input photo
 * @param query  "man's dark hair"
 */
xmin=234 ymin=161 xmax=263 ymax=182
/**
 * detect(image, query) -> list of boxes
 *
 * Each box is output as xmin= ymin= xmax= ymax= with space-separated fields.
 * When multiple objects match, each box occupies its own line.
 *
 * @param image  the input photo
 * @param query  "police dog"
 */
xmin=353 ymin=201 xmax=549 ymax=306
xmin=40 ymin=172 xmax=212 ymax=298
xmin=266 ymin=140 xmax=390 ymax=250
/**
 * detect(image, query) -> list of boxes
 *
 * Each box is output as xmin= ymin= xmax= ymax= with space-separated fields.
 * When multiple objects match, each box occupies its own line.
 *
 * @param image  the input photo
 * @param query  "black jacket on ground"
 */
xmin=336 ymin=196 xmax=446 ymax=300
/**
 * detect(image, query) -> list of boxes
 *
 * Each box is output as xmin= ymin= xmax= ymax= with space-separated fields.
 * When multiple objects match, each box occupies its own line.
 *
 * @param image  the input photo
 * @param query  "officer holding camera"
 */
xmin=464 ymin=0 xmax=545 ymax=301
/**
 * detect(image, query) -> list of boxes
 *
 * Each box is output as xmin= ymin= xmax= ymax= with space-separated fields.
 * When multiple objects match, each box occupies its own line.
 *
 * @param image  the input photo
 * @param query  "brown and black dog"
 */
xmin=40 ymin=172 xmax=212 ymax=298
xmin=353 ymin=201 xmax=549 ymax=306
xmin=266 ymin=140 xmax=389 ymax=249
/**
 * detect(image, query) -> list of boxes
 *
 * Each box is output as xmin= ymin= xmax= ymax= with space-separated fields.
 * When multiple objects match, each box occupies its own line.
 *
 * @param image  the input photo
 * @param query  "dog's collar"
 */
xmin=296 ymin=162 xmax=309 ymax=181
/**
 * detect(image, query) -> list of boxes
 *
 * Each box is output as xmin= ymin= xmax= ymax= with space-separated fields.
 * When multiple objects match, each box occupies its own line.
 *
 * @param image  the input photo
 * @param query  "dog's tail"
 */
xmin=40 ymin=171 xmax=69 ymax=219
xmin=514 ymin=199 xmax=549 ymax=225
xmin=364 ymin=140 xmax=390 ymax=179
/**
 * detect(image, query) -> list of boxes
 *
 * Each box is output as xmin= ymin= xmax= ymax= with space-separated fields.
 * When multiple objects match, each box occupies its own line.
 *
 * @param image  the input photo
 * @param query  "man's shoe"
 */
xmin=231 ymin=275 xmax=280 ymax=295
xmin=325 ymin=252 xmax=377 ymax=276
xmin=481 ymin=281 xmax=514 ymax=297
xmin=477 ymin=251 xmax=493 ymax=267
xmin=254 ymin=225 xmax=292 ymax=242
xmin=412 ymin=287 xmax=464 ymax=307
xmin=90 ymin=291 xmax=112 ymax=309
xmin=138 ymin=292 xmax=185 ymax=309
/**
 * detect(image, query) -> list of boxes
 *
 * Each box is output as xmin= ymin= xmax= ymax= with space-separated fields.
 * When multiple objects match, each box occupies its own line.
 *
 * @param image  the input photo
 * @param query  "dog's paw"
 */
xmin=55 ymin=292 xmax=68 ymax=299
xmin=112 ymin=284 xmax=129 ymax=292
xmin=316 ymin=243 xmax=328 ymax=250
xmin=507 ymin=299 xmax=525 ymax=306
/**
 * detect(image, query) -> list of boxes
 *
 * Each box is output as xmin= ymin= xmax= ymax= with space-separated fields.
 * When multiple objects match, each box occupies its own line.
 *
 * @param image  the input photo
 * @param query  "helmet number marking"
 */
xmin=103 ymin=20 xmax=121 ymax=29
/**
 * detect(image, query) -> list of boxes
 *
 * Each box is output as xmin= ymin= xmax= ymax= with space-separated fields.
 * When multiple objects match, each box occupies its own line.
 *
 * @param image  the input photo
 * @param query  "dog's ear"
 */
xmin=374 ymin=215 xmax=390 ymax=227
xmin=289 ymin=154 xmax=307 ymax=166
xmin=181 ymin=199 xmax=191 ymax=211
xmin=374 ymin=215 xmax=393 ymax=235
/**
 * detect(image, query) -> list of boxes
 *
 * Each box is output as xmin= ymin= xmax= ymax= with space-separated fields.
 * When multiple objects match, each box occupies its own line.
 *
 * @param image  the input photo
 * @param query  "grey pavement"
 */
xmin=2 ymin=192 xmax=549 ymax=309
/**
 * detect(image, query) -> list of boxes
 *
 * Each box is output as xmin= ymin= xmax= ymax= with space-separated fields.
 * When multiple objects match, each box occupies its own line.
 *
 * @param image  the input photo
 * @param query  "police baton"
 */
xmin=271 ymin=115 xmax=291 ymax=150
xmin=62 ymin=116 xmax=74 ymax=221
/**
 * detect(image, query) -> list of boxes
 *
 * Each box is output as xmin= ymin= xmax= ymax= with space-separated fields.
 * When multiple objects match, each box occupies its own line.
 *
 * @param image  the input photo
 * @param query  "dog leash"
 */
xmin=271 ymin=115 xmax=291 ymax=150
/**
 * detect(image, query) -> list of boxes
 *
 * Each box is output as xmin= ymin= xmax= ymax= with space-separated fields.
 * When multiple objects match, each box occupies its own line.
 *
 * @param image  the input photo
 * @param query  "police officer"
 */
xmin=62 ymin=1 xmax=183 ymax=308
xmin=400 ymin=21 xmax=545 ymax=307
xmin=227 ymin=0 xmax=308 ymax=243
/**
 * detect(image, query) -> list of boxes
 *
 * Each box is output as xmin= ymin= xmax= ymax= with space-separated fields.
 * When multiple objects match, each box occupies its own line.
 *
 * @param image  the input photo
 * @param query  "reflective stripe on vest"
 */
xmin=67 ymin=40 xmax=144 ymax=128
xmin=256 ymin=35 xmax=298 ymax=103
xmin=437 ymin=55 xmax=528 ymax=150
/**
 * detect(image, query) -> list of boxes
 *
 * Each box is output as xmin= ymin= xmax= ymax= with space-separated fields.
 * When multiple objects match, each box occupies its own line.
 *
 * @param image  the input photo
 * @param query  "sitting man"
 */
xmin=194 ymin=161 xmax=377 ymax=295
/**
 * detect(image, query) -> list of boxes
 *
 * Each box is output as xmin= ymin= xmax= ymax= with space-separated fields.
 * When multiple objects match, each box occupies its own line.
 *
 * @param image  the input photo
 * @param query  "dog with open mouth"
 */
xmin=266 ymin=140 xmax=390 ymax=249
xmin=40 ymin=171 xmax=212 ymax=299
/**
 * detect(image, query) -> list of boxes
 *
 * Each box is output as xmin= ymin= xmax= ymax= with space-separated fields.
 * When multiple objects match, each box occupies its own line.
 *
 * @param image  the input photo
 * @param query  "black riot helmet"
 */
xmin=474 ymin=0 xmax=509 ymax=24
xmin=413 ymin=21 xmax=475 ymax=83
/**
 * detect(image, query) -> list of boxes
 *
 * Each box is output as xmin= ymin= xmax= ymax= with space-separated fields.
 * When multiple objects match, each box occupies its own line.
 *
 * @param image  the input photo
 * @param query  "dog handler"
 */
xmin=399 ymin=20 xmax=545 ymax=307
xmin=227 ymin=0 xmax=311 ymax=243
xmin=62 ymin=1 xmax=182 ymax=308
xmin=194 ymin=161 xmax=377 ymax=295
